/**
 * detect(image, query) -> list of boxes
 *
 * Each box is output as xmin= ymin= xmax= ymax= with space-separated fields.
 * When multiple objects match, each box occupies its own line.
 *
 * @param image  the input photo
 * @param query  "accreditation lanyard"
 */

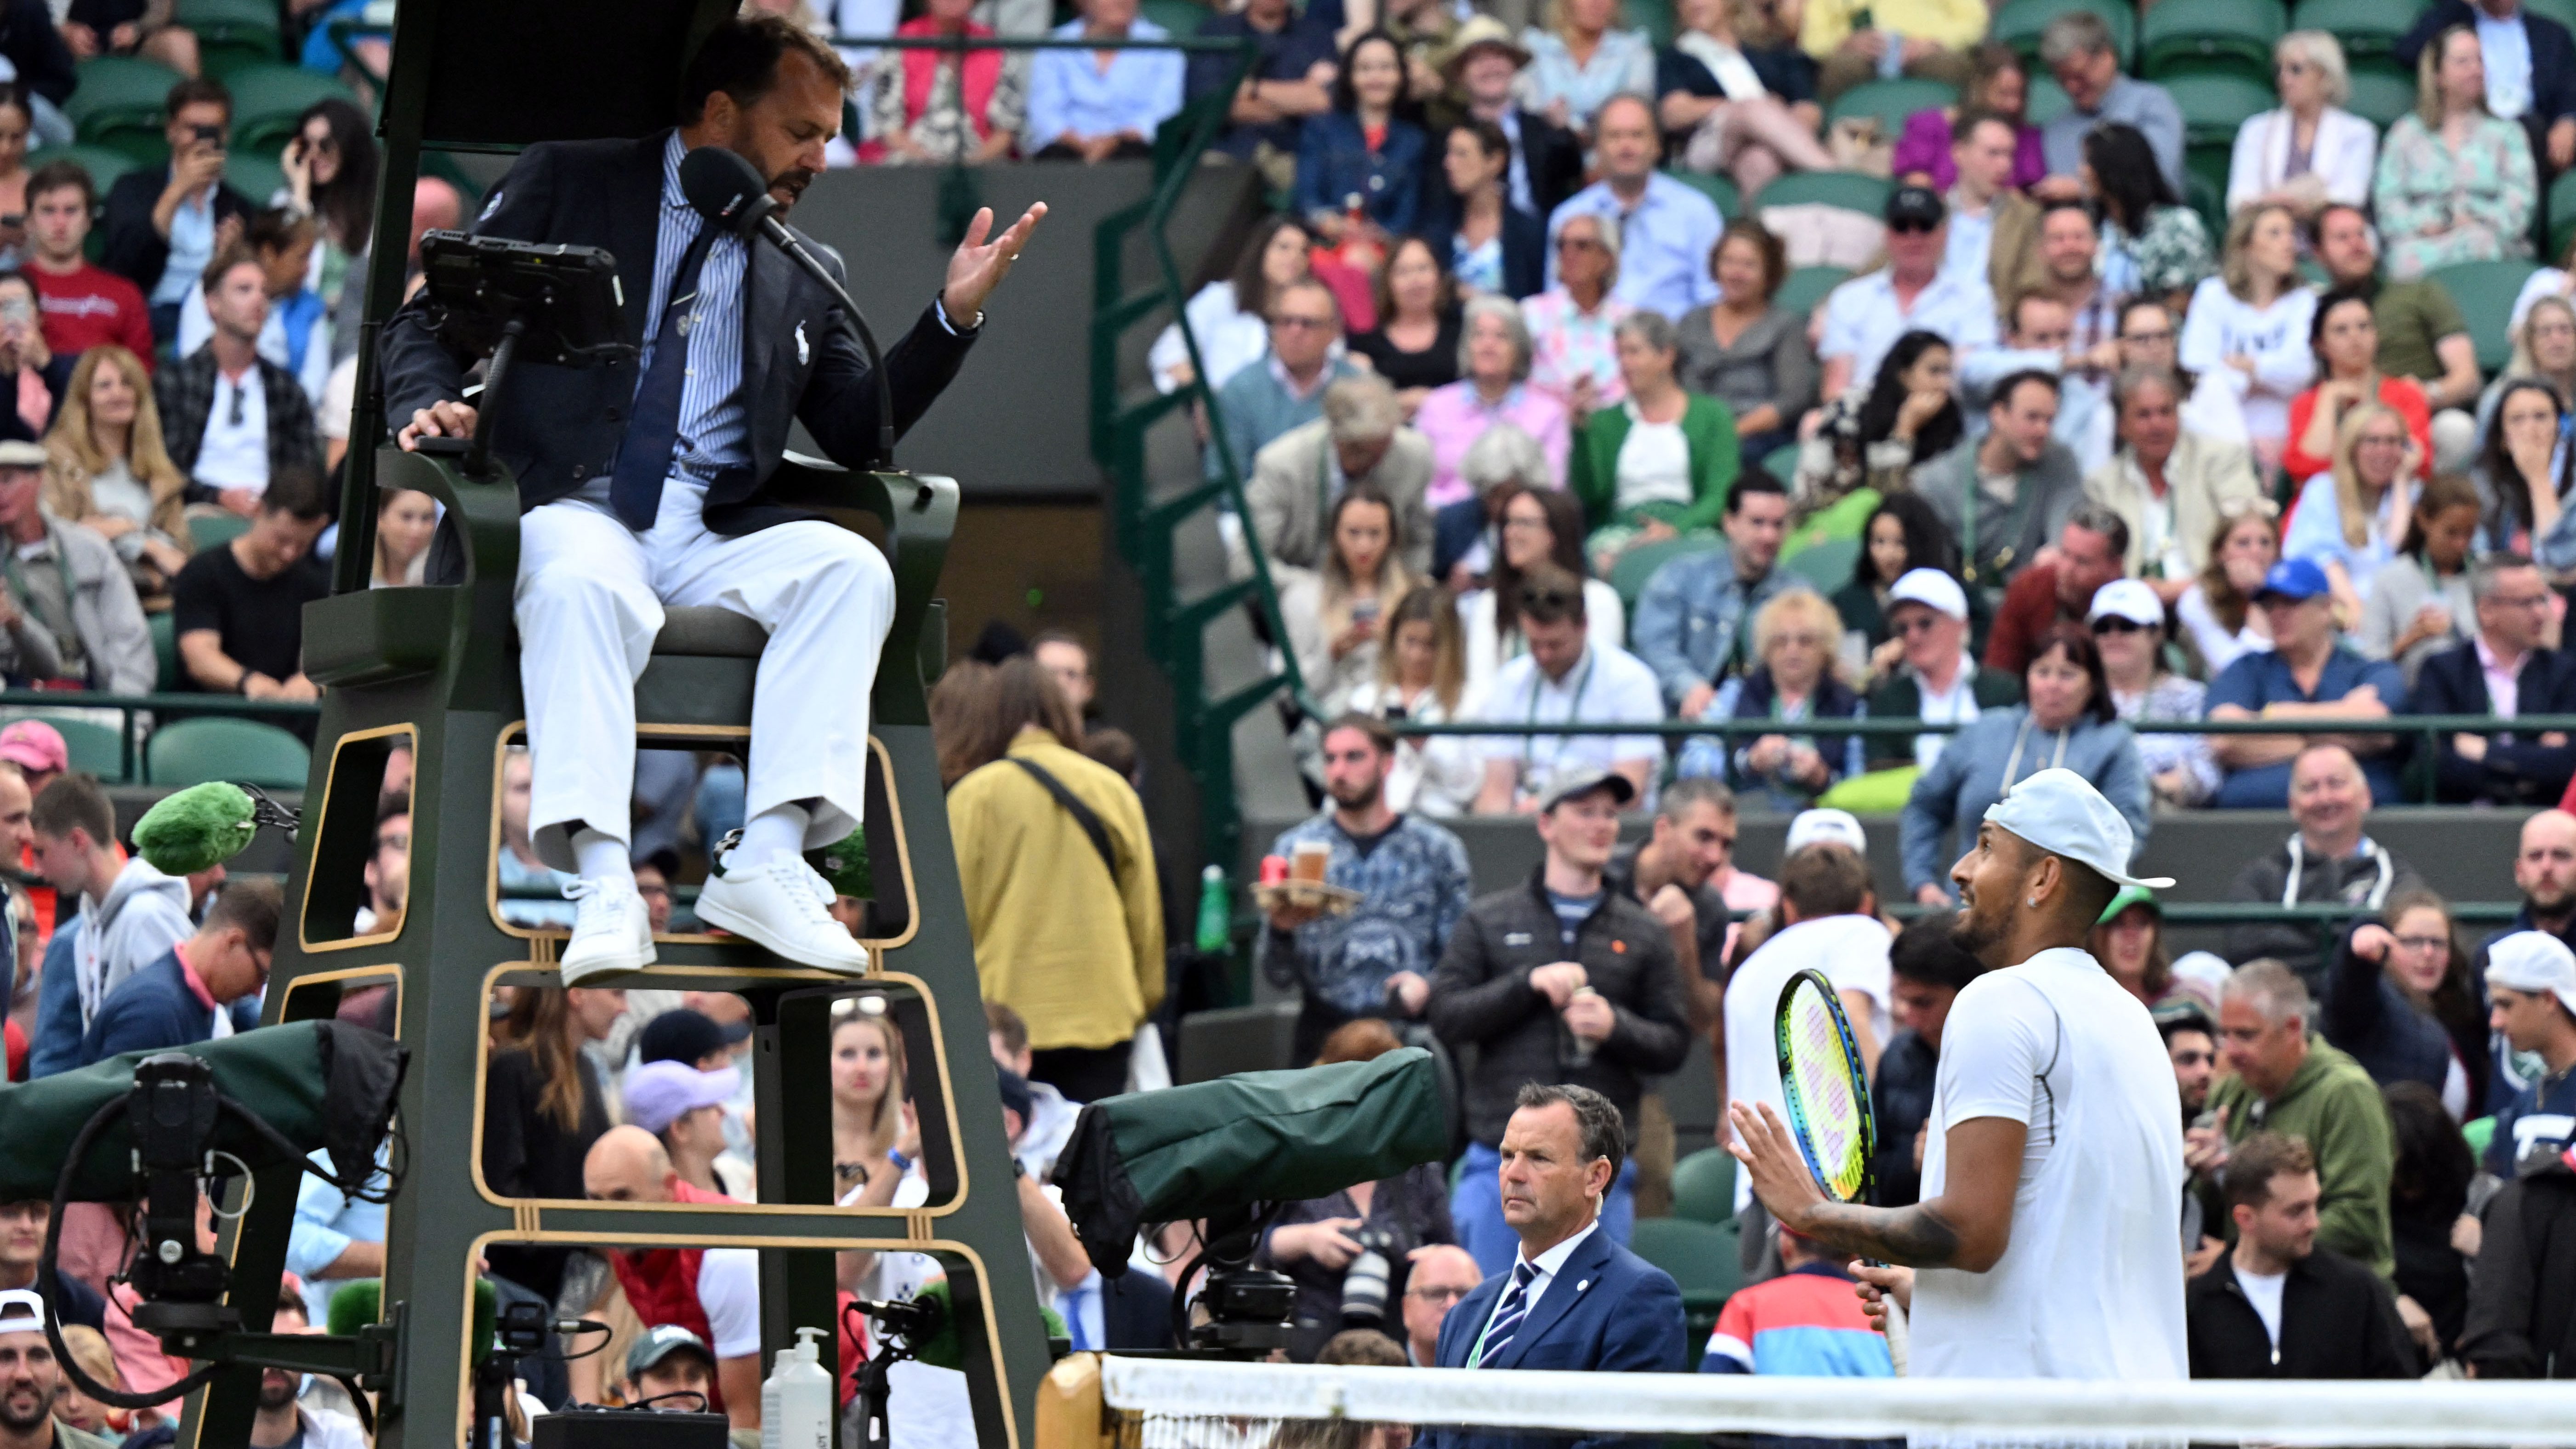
xmin=1521 ymin=652 xmax=1596 ymax=772
xmin=1998 ymin=712 xmax=2071 ymax=792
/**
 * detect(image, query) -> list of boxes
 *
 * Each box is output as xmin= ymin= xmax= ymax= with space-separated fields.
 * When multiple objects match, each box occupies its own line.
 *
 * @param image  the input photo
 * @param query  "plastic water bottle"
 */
xmin=761 ymin=1327 xmax=833 ymax=1449
xmin=1194 ymin=864 xmax=1230 ymax=953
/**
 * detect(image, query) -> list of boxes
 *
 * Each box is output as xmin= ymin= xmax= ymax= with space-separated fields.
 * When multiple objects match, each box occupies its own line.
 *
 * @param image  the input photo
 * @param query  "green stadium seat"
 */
xmin=12 ymin=714 xmax=127 ymax=782
xmin=1755 ymin=170 xmax=1890 ymax=220
xmin=1776 ymin=263 xmax=1850 ymax=318
xmin=2025 ymin=76 xmax=2071 ymax=128
xmin=1670 ymin=1147 xmax=1737 ymax=1225
xmin=2140 ymin=0 xmax=2286 ymax=84
xmin=1626 ymin=0 xmax=1676 ymax=47
xmin=2165 ymin=72 xmax=2275 ymax=149
xmin=1763 ymin=444 xmax=1800 ymax=488
xmin=24 ymin=144 xmax=139 ymax=196
xmin=1140 ymin=0 xmax=1209 ymax=36
xmin=2343 ymin=69 xmax=2417 ymax=131
xmin=150 ymin=610 xmax=178 ymax=692
xmin=188 ymin=512 xmax=251 ymax=552
xmin=1786 ymin=536 xmax=1861 ymax=591
xmin=1660 ymin=167 xmax=1740 ymax=218
xmin=2427 ymin=258 xmax=2542 ymax=373
xmin=1827 ymin=78 xmax=1958 ymax=132
xmin=2289 ymin=0 xmax=2424 ymax=69
xmin=225 ymin=152 xmax=287 ymax=209
xmin=65 ymin=56 xmax=185 ymax=165
xmin=221 ymin=65 xmax=360 ymax=156
xmin=1611 ymin=536 xmax=1722 ymax=609
xmin=145 ymin=716 xmax=310 ymax=788
xmin=1628 ymin=1215 xmax=1742 ymax=1352
xmin=175 ymin=0 xmax=284 ymax=80
xmin=2552 ymin=169 xmax=2576 ymax=266
xmin=1992 ymin=0 xmax=2134 ymax=68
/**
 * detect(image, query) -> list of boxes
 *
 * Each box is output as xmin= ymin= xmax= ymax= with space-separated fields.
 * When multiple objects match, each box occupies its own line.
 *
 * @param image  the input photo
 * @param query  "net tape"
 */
xmin=1099 ymin=1357 xmax=2576 ymax=1446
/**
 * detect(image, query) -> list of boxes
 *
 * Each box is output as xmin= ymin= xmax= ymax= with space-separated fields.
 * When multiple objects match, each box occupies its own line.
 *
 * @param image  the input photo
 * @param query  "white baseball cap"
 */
xmin=2486 ymin=930 xmax=2576 ymax=1015
xmin=2087 ymin=578 xmax=2163 ymax=628
xmin=0 ymin=1289 xmax=43 ymax=1333
xmin=1983 ymin=767 xmax=2174 ymax=890
xmin=1785 ymin=808 xmax=1868 ymax=856
xmin=1886 ymin=568 xmax=1968 ymax=622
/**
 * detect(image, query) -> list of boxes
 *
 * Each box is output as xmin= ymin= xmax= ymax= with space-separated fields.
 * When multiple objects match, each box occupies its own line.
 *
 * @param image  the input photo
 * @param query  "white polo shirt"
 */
xmin=1471 ymin=643 xmax=1665 ymax=804
xmin=1818 ymin=267 xmax=1999 ymax=386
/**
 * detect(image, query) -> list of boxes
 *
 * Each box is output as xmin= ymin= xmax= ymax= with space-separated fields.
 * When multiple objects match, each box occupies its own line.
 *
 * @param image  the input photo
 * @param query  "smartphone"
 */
xmin=1352 ymin=597 xmax=1381 ymax=626
xmin=1 ymin=297 xmax=33 ymax=329
xmin=191 ymin=124 xmax=223 ymax=144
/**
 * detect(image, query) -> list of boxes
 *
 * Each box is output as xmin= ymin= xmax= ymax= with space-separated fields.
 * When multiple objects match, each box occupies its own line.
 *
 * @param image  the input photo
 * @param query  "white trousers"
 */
xmin=514 ymin=484 xmax=894 ymax=873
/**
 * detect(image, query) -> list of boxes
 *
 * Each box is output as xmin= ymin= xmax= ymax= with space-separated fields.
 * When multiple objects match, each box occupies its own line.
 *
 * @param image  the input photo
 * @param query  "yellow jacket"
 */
xmin=948 ymin=728 xmax=1166 ymax=1052
xmin=1799 ymin=0 xmax=1987 ymax=58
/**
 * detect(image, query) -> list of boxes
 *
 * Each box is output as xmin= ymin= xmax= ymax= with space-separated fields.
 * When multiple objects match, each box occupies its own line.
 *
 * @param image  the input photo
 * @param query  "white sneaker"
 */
xmin=560 ymin=876 xmax=655 ymax=985
xmin=696 ymin=856 xmax=870 ymax=974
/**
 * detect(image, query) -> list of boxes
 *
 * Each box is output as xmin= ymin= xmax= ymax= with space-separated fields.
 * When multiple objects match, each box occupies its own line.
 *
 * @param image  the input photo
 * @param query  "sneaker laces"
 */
xmin=718 ymin=830 xmax=838 ymax=910
xmin=757 ymin=857 xmax=838 ymax=925
xmin=564 ymin=876 xmax=637 ymax=933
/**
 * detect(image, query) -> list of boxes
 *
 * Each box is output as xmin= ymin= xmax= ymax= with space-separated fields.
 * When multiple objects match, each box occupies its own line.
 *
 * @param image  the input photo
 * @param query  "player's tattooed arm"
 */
xmin=1791 ymin=1201 xmax=1965 ymax=1267
xmin=1733 ymin=1101 xmax=2025 ymax=1273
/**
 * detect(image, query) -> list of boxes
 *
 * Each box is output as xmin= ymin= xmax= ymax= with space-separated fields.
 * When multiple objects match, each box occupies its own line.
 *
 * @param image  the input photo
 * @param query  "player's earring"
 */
xmin=2025 ymin=898 xmax=2039 ymax=907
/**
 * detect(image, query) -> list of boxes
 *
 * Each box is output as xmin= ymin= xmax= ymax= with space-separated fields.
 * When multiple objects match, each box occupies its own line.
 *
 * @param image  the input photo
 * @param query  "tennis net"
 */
xmin=1085 ymin=1356 xmax=2576 ymax=1448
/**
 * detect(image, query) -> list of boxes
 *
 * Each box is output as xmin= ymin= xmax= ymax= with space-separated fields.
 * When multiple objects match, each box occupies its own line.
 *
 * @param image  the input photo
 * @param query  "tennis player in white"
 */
xmin=1729 ymin=768 xmax=2187 ymax=1380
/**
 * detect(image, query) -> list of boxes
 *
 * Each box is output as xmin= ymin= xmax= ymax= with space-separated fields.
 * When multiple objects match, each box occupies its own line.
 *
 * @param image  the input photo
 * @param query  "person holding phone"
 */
xmin=99 ymin=76 xmax=253 ymax=344
xmin=1281 ymin=486 xmax=1421 ymax=718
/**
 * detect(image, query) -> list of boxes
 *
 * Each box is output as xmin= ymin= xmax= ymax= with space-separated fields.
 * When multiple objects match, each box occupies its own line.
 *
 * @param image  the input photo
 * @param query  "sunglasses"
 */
xmin=1888 ymin=217 xmax=1938 ymax=235
xmin=2090 ymin=617 xmax=2147 ymax=634
xmin=1519 ymin=586 xmax=1578 ymax=610
xmin=1892 ymin=614 xmax=1946 ymax=636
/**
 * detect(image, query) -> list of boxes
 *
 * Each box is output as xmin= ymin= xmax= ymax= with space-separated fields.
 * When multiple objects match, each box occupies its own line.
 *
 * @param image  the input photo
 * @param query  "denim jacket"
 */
xmin=1626 ymin=547 xmax=1813 ymax=709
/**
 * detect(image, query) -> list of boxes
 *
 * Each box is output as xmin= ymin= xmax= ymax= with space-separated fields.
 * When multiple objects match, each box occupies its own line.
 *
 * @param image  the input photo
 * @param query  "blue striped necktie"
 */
xmin=609 ymin=219 xmax=719 ymax=531
xmin=1472 ymin=1260 xmax=1539 ymax=1368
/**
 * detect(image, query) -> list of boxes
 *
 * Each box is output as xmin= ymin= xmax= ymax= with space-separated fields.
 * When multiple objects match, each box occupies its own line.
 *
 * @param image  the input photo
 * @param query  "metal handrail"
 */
xmin=1082 ymin=36 xmax=1318 ymax=883
xmin=1383 ymin=713 xmax=2576 ymax=736
xmin=1379 ymin=710 xmax=2576 ymax=804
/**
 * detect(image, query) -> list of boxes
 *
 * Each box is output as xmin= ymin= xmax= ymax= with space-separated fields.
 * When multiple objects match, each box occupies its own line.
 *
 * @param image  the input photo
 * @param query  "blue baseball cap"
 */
xmin=2252 ymin=557 xmax=2331 ymax=603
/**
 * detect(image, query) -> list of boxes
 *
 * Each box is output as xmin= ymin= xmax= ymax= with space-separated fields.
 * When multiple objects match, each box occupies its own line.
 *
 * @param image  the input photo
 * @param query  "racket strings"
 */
xmin=1781 ymin=986 xmax=1871 ymax=1199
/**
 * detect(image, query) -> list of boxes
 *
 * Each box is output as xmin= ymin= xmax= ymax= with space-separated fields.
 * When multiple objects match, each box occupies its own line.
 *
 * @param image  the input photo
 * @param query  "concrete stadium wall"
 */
xmin=785 ymin=160 xmax=1258 ymax=497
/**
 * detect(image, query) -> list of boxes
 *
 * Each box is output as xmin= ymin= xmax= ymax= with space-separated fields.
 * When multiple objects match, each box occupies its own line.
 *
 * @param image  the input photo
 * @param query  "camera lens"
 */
xmin=1340 ymin=1245 xmax=1392 ymax=1327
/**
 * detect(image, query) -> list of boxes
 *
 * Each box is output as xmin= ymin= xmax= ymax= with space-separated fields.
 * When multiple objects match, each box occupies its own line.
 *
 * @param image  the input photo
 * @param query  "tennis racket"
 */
xmin=1774 ymin=967 xmax=1876 ymax=1204
xmin=1774 ymin=967 xmax=1910 ymax=1373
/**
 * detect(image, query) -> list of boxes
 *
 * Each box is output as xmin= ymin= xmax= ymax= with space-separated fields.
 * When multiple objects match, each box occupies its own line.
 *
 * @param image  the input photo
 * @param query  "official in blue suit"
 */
xmin=1296 ymin=32 xmax=1430 ymax=239
xmin=1425 ymin=1083 xmax=1684 ymax=1449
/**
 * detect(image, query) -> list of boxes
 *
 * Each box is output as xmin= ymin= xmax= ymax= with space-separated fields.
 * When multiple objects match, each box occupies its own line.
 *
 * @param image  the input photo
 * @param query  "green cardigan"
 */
xmin=1568 ymin=394 xmax=1742 ymax=535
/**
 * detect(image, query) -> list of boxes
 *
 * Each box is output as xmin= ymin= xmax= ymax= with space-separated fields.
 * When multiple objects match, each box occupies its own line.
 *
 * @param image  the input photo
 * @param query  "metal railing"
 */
xmin=1387 ymin=712 xmax=2576 ymax=804
xmin=1075 ymin=35 xmax=1304 ymax=880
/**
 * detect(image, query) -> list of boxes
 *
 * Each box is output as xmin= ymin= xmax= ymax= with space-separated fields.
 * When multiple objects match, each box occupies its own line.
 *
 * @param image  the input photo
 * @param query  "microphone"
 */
xmin=848 ymin=1279 xmax=959 ymax=1369
xmin=327 ymin=1278 xmax=506 ymax=1365
xmin=678 ymin=147 xmax=896 ymax=463
xmin=133 ymin=782 xmax=275 ymax=876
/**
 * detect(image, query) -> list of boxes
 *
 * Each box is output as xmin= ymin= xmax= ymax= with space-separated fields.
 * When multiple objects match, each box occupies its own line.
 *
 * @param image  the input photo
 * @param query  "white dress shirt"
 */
xmin=1468 ymin=1217 xmax=1599 ymax=1360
